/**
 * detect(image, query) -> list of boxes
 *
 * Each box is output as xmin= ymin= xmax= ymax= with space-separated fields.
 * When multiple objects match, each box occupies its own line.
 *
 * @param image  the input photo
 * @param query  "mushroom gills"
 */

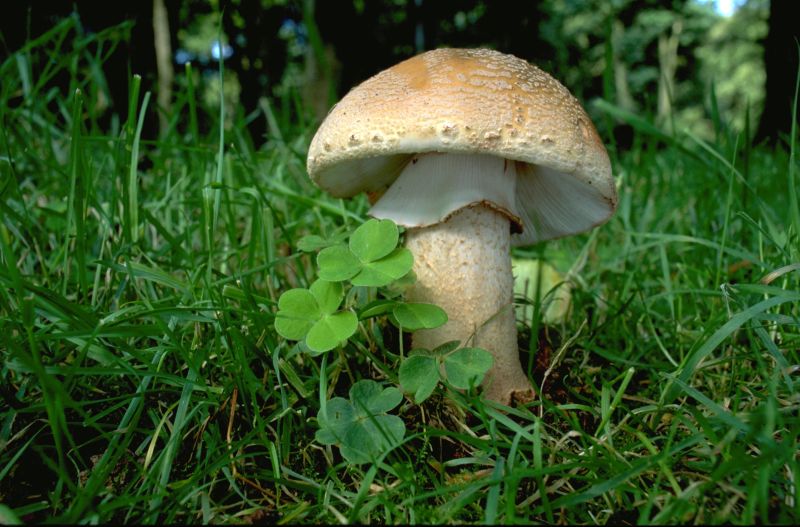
xmin=511 ymin=163 xmax=614 ymax=246
xmin=368 ymin=153 xmax=521 ymax=230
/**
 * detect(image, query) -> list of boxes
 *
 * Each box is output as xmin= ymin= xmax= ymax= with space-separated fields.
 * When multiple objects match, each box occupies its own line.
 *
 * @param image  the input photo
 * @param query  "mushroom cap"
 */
xmin=306 ymin=47 xmax=616 ymax=245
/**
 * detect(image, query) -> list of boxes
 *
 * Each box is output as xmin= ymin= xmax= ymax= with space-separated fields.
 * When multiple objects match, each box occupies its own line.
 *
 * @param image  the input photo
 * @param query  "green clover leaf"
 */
xmin=317 ymin=244 xmax=360 ymax=282
xmin=274 ymin=280 xmax=358 ymax=353
xmin=273 ymin=288 xmax=318 ymax=340
xmin=392 ymin=302 xmax=448 ymax=330
xmin=399 ymin=343 xmax=494 ymax=402
xmin=315 ymin=380 xmax=406 ymax=464
xmin=315 ymin=397 xmax=354 ymax=445
xmin=297 ymin=231 xmax=349 ymax=252
xmin=305 ymin=311 xmax=358 ymax=352
xmin=399 ymin=352 xmax=440 ymax=403
xmin=349 ymin=218 xmax=399 ymax=262
xmin=358 ymin=299 xmax=398 ymax=319
xmin=351 ymin=247 xmax=413 ymax=287
xmin=444 ymin=347 xmax=494 ymax=390
xmin=351 ymin=380 xmax=403 ymax=414
xmin=309 ymin=278 xmax=343 ymax=314
xmin=315 ymin=219 xmax=413 ymax=287
xmin=340 ymin=414 xmax=405 ymax=464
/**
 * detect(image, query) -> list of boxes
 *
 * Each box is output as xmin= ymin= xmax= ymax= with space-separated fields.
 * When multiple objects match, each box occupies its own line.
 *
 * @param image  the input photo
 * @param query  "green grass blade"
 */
xmin=663 ymin=292 xmax=800 ymax=404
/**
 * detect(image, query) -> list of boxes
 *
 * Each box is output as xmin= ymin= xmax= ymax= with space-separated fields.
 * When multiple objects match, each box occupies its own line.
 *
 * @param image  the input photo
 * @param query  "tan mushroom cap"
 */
xmin=306 ymin=47 xmax=617 ymax=246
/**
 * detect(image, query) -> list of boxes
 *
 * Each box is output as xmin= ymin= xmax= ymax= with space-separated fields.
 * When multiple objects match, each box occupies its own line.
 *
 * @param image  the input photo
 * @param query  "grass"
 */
xmin=1 ymin=16 xmax=799 ymax=525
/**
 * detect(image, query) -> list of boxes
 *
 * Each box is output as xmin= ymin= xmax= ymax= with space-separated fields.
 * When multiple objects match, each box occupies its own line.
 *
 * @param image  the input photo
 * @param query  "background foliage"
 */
xmin=0 ymin=0 xmax=779 ymax=144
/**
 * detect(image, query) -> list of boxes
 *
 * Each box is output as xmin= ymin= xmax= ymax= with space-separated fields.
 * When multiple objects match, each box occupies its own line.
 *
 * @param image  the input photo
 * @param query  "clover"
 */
xmin=315 ymin=380 xmax=406 ymax=464
xmin=399 ymin=342 xmax=494 ymax=404
xmin=316 ymin=218 xmax=413 ymax=287
xmin=273 ymin=279 xmax=358 ymax=353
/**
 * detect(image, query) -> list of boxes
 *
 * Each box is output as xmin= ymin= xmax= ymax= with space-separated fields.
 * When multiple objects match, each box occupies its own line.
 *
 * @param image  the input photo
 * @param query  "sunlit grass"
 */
xmin=1 ymin=16 xmax=799 ymax=525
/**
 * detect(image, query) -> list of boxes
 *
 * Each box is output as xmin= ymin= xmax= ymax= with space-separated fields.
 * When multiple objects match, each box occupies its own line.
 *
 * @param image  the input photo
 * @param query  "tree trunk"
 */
xmin=657 ymin=18 xmax=682 ymax=130
xmin=756 ymin=0 xmax=800 ymax=144
xmin=612 ymin=20 xmax=636 ymax=113
xmin=152 ymin=0 xmax=173 ymax=137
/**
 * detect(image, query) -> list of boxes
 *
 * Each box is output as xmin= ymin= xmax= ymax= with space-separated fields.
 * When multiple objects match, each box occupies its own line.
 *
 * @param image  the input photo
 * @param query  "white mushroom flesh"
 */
xmin=369 ymin=152 xmax=520 ymax=229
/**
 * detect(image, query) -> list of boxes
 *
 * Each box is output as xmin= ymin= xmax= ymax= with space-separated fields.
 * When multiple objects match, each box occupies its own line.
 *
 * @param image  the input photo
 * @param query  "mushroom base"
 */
xmin=405 ymin=205 xmax=535 ymax=405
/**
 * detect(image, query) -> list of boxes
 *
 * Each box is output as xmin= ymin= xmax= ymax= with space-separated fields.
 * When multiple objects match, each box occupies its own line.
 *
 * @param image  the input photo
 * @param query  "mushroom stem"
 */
xmin=405 ymin=205 xmax=535 ymax=404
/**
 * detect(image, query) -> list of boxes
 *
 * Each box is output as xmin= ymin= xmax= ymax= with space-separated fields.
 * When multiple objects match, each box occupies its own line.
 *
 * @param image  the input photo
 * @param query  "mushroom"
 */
xmin=306 ymin=48 xmax=617 ymax=405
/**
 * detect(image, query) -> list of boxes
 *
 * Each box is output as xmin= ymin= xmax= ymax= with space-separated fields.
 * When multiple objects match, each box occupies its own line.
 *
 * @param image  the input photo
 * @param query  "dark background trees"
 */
xmin=756 ymin=0 xmax=800 ymax=143
xmin=2 ymin=0 xmax=789 ymax=148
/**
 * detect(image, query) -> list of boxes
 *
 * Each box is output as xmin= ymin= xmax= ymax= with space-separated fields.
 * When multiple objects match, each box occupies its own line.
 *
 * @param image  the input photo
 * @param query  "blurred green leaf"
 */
xmin=297 ymin=231 xmax=349 ymax=253
xmin=399 ymin=354 xmax=440 ymax=403
xmin=316 ymin=380 xmax=405 ymax=465
xmin=392 ymin=302 xmax=447 ymax=330
xmin=0 ymin=505 xmax=22 ymax=526
xmin=358 ymin=299 xmax=398 ymax=319
xmin=444 ymin=347 xmax=493 ymax=390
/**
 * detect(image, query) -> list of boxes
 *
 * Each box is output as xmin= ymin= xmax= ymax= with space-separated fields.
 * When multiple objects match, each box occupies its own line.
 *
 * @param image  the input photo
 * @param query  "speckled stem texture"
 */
xmin=405 ymin=205 xmax=535 ymax=405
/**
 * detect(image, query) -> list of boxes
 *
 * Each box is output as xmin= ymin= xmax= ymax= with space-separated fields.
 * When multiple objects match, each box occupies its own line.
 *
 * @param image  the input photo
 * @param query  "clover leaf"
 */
xmin=358 ymin=300 xmax=448 ymax=332
xmin=350 ymin=247 xmax=413 ymax=287
xmin=296 ymin=231 xmax=350 ymax=252
xmin=358 ymin=299 xmax=398 ymax=319
xmin=316 ymin=245 xmax=360 ymax=282
xmin=392 ymin=302 xmax=448 ymax=330
xmin=349 ymin=217 xmax=398 ymax=262
xmin=398 ymin=351 xmax=440 ymax=403
xmin=444 ymin=347 xmax=494 ymax=390
xmin=315 ymin=380 xmax=406 ymax=464
xmin=316 ymin=219 xmax=413 ymax=287
xmin=399 ymin=342 xmax=494 ymax=403
xmin=274 ymin=279 xmax=358 ymax=353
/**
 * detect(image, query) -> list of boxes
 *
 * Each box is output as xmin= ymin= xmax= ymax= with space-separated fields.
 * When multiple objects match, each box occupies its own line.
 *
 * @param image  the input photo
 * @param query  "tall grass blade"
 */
xmin=663 ymin=292 xmax=800 ymax=403
xmin=788 ymin=43 xmax=800 ymax=258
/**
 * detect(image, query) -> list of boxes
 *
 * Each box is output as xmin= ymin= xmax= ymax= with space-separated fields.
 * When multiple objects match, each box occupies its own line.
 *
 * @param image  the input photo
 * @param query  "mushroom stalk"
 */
xmin=405 ymin=205 xmax=535 ymax=404
xmin=370 ymin=153 xmax=536 ymax=404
